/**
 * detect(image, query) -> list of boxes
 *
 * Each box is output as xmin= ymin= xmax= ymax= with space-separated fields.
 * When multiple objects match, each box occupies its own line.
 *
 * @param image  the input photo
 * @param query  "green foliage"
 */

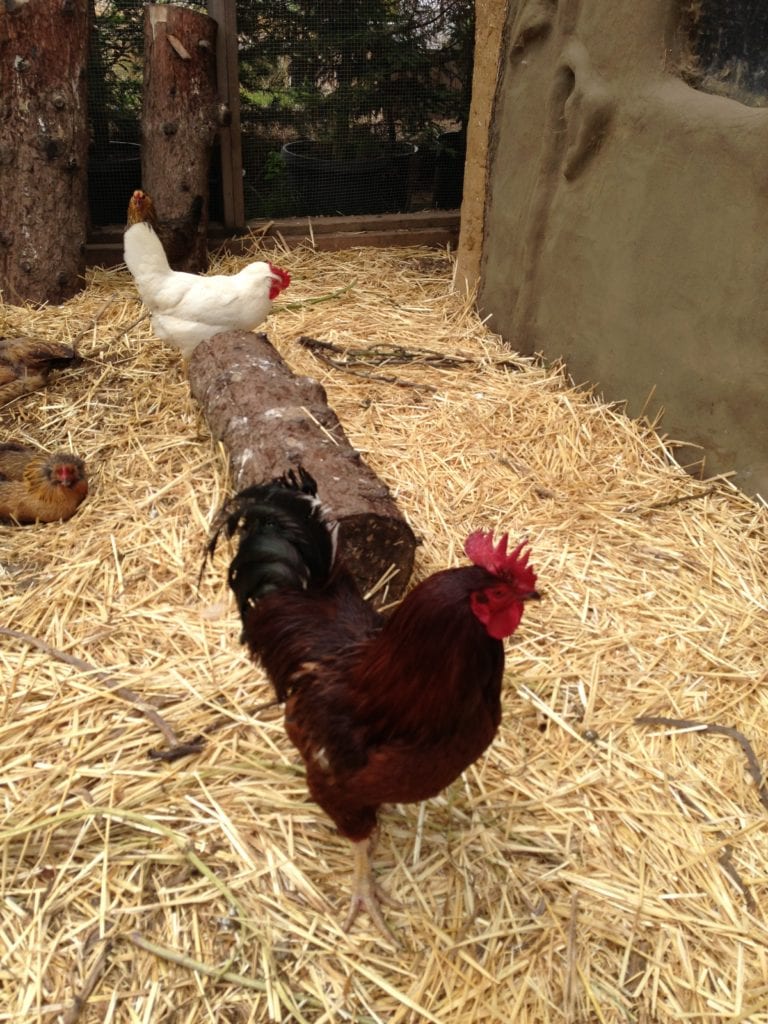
xmin=236 ymin=0 xmax=475 ymax=149
xmin=88 ymin=0 xmax=474 ymax=213
xmin=88 ymin=0 xmax=144 ymax=154
xmin=89 ymin=0 xmax=210 ymax=152
xmin=241 ymin=140 xmax=300 ymax=219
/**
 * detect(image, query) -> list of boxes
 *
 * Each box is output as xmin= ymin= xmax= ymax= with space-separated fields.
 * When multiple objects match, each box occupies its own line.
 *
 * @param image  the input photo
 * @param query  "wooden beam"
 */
xmin=87 ymin=211 xmax=460 ymax=266
xmin=215 ymin=210 xmax=461 ymax=253
xmin=217 ymin=225 xmax=461 ymax=254
xmin=207 ymin=0 xmax=245 ymax=229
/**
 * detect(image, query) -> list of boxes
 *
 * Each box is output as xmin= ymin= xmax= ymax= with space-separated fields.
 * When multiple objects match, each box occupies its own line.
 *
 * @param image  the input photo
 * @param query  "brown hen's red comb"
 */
xmin=464 ymin=530 xmax=537 ymax=589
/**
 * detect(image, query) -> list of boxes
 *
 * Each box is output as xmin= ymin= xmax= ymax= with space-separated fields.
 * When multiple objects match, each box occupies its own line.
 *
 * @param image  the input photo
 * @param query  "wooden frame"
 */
xmin=207 ymin=0 xmax=245 ymax=229
xmin=87 ymin=210 xmax=460 ymax=266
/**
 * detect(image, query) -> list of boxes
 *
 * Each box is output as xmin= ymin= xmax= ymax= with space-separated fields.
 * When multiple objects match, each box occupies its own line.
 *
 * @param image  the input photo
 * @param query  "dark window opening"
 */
xmin=683 ymin=0 xmax=768 ymax=106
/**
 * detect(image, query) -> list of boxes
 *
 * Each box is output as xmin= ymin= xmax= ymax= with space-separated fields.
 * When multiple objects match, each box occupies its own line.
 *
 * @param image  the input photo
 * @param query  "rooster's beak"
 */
xmin=523 ymin=590 xmax=541 ymax=602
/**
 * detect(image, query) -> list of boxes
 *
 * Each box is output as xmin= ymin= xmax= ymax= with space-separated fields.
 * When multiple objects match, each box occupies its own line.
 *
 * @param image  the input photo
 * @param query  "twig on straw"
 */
xmin=70 ymin=298 xmax=115 ymax=346
xmin=278 ymin=280 xmax=356 ymax=312
xmin=128 ymin=931 xmax=267 ymax=990
xmin=62 ymin=938 xmax=114 ymax=1024
xmin=297 ymin=335 xmax=435 ymax=391
xmin=0 ymin=625 xmax=193 ymax=754
xmin=636 ymin=715 xmax=768 ymax=811
xmin=621 ymin=485 xmax=717 ymax=516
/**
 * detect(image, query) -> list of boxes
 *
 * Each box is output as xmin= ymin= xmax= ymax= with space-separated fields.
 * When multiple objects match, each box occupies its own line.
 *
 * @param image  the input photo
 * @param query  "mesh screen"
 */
xmin=685 ymin=1 xmax=768 ymax=107
xmin=88 ymin=0 xmax=473 ymax=225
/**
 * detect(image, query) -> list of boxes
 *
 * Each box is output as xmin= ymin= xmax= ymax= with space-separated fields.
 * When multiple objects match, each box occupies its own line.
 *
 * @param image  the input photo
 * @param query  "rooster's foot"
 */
xmin=342 ymin=837 xmax=401 ymax=947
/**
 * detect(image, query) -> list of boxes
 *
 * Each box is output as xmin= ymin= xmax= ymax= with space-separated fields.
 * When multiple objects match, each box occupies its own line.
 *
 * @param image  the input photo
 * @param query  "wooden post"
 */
xmin=141 ymin=3 xmax=220 ymax=272
xmin=207 ymin=0 xmax=245 ymax=230
xmin=0 ymin=0 xmax=89 ymax=305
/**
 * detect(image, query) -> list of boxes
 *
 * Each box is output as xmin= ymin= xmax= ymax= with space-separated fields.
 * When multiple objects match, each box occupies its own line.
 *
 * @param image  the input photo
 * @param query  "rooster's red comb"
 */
xmin=464 ymin=530 xmax=537 ymax=589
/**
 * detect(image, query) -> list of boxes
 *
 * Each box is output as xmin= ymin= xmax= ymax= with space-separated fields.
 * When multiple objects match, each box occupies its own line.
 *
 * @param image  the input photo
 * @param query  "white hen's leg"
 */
xmin=342 ymin=837 xmax=400 ymax=946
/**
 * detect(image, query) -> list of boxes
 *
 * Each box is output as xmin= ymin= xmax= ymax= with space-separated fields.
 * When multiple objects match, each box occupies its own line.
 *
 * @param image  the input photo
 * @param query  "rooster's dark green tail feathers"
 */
xmin=205 ymin=467 xmax=336 ymax=618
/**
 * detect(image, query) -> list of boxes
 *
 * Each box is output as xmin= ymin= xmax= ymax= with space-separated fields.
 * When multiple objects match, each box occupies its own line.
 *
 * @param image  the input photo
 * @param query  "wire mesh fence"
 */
xmin=88 ymin=0 xmax=473 ymax=225
xmin=684 ymin=0 xmax=768 ymax=107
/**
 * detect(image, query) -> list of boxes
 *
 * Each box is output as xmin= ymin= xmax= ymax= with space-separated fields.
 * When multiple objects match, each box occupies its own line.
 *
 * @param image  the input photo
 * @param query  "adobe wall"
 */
xmin=468 ymin=0 xmax=768 ymax=497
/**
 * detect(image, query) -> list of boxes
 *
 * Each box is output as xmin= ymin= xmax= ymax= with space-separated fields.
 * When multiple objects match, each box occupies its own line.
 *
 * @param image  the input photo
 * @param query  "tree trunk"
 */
xmin=0 ymin=0 xmax=89 ymax=306
xmin=141 ymin=3 xmax=219 ymax=272
xmin=188 ymin=331 xmax=417 ymax=605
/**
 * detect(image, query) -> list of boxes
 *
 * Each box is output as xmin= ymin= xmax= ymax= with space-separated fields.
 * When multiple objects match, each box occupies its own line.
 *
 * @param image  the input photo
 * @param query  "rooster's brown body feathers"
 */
xmin=209 ymin=469 xmax=538 ymax=940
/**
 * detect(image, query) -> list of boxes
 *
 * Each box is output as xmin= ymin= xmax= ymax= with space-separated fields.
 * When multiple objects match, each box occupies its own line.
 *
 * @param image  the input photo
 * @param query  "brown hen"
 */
xmin=0 ymin=337 xmax=81 ymax=404
xmin=0 ymin=445 xmax=88 ymax=524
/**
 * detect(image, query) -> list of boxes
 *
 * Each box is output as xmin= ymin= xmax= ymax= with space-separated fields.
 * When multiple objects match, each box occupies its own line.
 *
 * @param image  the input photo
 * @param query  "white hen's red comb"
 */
xmin=464 ymin=530 xmax=537 ymax=589
xmin=267 ymin=263 xmax=291 ymax=300
xmin=268 ymin=264 xmax=291 ymax=289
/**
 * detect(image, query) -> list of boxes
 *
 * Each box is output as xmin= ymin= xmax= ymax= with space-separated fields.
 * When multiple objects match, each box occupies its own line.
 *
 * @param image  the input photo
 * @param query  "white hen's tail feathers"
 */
xmin=123 ymin=222 xmax=172 ymax=297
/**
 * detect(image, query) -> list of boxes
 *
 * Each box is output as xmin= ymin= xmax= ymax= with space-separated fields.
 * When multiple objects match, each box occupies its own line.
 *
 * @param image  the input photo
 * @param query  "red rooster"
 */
xmin=209 ymin=469 xmax=538 ymax=943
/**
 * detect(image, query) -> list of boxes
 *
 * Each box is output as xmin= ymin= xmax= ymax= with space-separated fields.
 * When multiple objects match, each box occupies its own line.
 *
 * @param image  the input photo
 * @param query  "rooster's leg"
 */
xmin=342 ymin=837 xmax=400 ymax=946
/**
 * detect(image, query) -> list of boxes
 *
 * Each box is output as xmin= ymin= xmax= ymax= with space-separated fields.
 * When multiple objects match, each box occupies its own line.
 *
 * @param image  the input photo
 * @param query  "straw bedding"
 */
xmin=1 ymin=241 xmax=767 ymax=1023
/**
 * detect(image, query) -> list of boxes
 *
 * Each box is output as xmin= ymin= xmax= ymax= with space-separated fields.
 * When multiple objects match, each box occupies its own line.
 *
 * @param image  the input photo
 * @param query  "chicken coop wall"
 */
xmin=87 ymin=0 xmax=474 ymax=230
xmin=472 ymin=0 xmax=768 ymax=499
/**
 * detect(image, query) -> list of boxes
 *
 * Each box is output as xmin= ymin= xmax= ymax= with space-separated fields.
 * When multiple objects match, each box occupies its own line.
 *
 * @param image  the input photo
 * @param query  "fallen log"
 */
xmin=188 ymin=331 xmax=417 ymax=603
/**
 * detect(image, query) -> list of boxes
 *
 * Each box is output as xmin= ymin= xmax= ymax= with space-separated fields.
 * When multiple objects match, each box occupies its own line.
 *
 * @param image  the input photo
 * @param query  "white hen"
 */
xmin=123 ymin=190 xmax=291 ymax=359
